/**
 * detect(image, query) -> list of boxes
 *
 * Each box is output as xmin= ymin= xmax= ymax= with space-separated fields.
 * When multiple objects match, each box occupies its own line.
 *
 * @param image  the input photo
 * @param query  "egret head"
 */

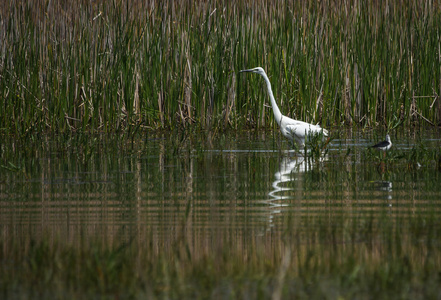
xmin=239 ymin=67 xmax=266 ymax=76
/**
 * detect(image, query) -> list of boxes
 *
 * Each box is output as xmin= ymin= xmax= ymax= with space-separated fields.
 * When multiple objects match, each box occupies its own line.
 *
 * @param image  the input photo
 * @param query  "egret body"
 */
xmin=240 ymin=67 xmax=328 ymax=147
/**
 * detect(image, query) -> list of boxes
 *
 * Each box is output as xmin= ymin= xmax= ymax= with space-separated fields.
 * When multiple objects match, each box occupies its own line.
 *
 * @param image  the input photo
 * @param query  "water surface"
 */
xmin=1 ymin=130 xmax=440 ymax=247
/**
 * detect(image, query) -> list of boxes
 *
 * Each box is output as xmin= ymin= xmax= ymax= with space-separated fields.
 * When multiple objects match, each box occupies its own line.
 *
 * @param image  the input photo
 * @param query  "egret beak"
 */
xmin=239 ymin=69 xmax=254 ymax=73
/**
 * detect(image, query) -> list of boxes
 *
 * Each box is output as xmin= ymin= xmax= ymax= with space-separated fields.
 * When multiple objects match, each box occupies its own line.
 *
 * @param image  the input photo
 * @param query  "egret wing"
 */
xmin=284 ymin=123 xmax=308 ymax=146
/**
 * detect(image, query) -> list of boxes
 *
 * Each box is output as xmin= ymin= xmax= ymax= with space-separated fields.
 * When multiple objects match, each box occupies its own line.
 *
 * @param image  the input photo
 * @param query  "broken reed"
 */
xmin=1 ymin=1 xmax=440 ymax=136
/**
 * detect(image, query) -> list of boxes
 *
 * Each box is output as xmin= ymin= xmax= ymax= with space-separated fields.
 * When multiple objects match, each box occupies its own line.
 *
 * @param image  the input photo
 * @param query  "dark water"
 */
xmin=1 ymin=130 xmax=440 ymax=243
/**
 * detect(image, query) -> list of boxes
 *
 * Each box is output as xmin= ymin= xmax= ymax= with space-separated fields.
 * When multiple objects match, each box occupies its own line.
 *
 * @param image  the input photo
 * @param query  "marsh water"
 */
xmin=0 ymin=131 xmax=441 ymax=245
xmin=1 ymin=129 xmax=441 ymax=250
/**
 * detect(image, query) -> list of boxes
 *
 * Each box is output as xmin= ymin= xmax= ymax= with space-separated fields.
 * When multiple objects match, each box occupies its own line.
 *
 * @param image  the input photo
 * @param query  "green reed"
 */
xmin=1 ymin=1 xmax=440 ymax=137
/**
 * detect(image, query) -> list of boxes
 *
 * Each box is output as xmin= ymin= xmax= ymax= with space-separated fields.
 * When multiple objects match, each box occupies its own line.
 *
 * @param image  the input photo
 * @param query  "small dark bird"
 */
xmin=372 ymin=134 xmax=392 ymax=152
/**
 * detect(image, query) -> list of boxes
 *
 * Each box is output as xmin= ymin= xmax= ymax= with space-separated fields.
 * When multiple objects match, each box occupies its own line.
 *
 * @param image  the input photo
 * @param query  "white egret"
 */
xmin=240 ymin=67 xmax=328 ymax=147
xmin=371 ymin=134 xmax=392 ymax=152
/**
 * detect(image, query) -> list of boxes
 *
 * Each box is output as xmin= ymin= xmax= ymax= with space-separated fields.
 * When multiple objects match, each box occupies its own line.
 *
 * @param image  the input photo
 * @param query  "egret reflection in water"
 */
xmin=268 ymin=153 xmax=329 ymax=202
xmin=268 ymin=156 xmax=306 ymax=202
xmin=259 ymin=154 xmax=328 ymax=230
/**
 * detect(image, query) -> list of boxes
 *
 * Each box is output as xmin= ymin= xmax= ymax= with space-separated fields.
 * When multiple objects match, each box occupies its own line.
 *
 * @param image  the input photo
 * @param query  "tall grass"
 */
xmin=1 ymin=1 xmax=440 ymax=136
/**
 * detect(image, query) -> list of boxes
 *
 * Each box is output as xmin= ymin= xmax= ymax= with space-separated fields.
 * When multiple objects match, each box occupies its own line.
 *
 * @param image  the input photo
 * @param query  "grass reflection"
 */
xmin=0 ymin=131 xmax=440 ymax=298
xmin=1 ymin=213 xmax=440 ymax=299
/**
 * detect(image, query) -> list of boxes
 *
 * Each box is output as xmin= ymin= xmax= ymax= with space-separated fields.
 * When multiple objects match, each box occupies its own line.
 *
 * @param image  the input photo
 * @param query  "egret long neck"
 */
xmin=261 ymin=73 xmax=282 ymax=125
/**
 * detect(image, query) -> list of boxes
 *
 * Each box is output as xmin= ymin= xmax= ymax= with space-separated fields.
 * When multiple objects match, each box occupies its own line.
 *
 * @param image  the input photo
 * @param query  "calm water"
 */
xmin=1 ymin=130 xmax=440 ymax=244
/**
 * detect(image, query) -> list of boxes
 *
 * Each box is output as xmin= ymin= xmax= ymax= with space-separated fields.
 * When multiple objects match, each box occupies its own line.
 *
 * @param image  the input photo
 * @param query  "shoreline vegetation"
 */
xmin=1 ymin=1 xmax=441 ymax=137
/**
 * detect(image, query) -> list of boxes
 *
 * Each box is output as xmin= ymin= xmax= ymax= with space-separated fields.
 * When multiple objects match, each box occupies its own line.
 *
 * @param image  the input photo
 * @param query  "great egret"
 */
xmin=240 ymin=67 xmax=328 ymax=147
xmin=372 ymin=134 xmax=392 ymax=151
